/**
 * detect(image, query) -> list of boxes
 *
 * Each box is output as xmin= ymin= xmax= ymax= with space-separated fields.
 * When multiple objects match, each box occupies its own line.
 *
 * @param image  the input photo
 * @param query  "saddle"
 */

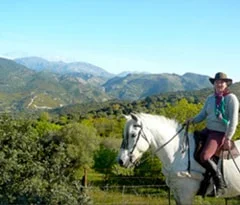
xmin=194 ymin=131 xmax=240 ymax=162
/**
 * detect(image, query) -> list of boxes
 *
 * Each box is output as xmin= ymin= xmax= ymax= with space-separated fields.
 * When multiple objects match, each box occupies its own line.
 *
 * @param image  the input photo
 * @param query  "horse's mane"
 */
xmin=136 ymin=113 xmax=180 ymax=131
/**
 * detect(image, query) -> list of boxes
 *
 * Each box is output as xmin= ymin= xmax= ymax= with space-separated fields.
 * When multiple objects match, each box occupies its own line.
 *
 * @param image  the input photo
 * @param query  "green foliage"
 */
xmin=106 ymin=152 xmax=165 ymax=186
xmin=158 ymin=98 xmax=205 ymax=131
xmin=233 ymin=123 xmax=240 ymax=140
xmin=58 ymin=122 xmax=100 ymax=169
xmin=34 ymin=117 xmax=61 ymax=137
xmin=0 ymin=115 xmax=92 ymax=204
xmin=134 ymin=153 xmax=163 ymax=177
xmin=100 ymin=137 xmax=122 ymax=151
xmin=133 ymin=152 xmax=165 ymax=185
xmin=82 ymin=116 xmax=125 ymax=139
xmin=93 ymin=145 xmax=118 ymax=175
xmin=158 ymin=98 xmax=200 ymax=122
xmin=111 ymin=164 xmax=135 ymax=176
xmin=92 ymin=117 xmax=114 ymax=137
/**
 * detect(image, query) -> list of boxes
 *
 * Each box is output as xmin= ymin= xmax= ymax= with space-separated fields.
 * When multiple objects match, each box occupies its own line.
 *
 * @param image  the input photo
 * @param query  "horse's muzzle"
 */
xmin=118 ymin=159 xmax=124 ymax=166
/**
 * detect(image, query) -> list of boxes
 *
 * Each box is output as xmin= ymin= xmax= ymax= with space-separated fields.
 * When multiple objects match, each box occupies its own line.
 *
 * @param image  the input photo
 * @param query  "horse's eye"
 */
xmin=131 ymin=133 xmax=136 ymax=138
xmin=133 ymin=124 xmax=141 ymax=128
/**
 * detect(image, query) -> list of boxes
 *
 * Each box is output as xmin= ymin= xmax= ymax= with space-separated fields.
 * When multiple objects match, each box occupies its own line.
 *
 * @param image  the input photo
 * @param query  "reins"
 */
xmin=153 ymin=123 xmax=187 ymax=155
xmin=227 ymin=148 xmax=240 ymax=174
xmin=184 ymin=123 xmax=191 ymax=172
xmin=138 ymin=123 xmax=187 ymax=165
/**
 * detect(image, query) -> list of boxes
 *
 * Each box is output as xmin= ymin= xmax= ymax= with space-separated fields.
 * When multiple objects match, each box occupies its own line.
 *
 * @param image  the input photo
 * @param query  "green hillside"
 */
xmin=2 ymin=57 xmax=238 ymax=115
xmin=0 ymin=58 xmax=111 ymax=112
xmin=103 ymin=73 xmax=212 ymax=100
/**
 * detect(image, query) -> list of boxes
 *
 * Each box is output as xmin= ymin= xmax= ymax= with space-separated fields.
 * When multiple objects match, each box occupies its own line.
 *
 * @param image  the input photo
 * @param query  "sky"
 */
xmin=0 ymin=0 xmax=240 ymax=82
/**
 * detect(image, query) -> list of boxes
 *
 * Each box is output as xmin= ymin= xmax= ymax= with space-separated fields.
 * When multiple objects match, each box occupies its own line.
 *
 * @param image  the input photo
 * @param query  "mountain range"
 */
xmin=0 ymin=56 xmax=214 ymax=112
xmin=15 ymin=56 xmax=114 ymax=79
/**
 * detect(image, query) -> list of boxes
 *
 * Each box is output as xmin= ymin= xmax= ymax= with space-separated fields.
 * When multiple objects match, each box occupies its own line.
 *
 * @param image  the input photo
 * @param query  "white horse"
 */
xmin=117 ymin=113 xmax=240 ymax=205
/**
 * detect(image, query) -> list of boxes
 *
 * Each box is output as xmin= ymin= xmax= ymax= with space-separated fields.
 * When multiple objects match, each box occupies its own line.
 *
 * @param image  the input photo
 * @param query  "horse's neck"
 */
xmin=147 ymin=122 xmax=183 ymax=169
xmin=139 ymin=114 xmax=191 ymax=170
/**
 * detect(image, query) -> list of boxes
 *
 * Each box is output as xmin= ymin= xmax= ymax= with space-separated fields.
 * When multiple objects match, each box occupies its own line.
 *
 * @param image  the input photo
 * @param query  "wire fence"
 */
xmin=84 ymin=184 xmax=240 ymax=205
xmin=87 ymin=184 xmax=172 ymax=205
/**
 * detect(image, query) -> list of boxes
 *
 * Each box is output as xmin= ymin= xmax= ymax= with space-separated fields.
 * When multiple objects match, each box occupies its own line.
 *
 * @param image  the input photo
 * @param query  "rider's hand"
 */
xmin=223 ymin=138 xmax=232 ymax=150
xmin=184 ymin=118 xmax=193 ymax=125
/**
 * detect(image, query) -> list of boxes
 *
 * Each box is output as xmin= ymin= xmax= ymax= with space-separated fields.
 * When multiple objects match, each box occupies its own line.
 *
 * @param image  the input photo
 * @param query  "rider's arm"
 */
xmin=192 ymin=96 xmax=210 ymax=124
xmin=225 ymin=94 xmax=239 ymax=139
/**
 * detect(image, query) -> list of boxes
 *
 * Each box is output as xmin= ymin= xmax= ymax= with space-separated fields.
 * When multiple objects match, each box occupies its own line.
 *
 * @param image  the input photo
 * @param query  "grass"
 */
xmin=79 ymin=169 xmax=240 ymax=205
xmin=88 ymin=186 xmax=173 ymax=205
xmin=86 ymin=185 xmax=240 ymax=205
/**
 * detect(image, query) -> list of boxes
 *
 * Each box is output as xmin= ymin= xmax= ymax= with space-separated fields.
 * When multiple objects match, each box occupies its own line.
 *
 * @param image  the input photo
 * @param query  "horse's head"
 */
xmin=118 ymin=113 xmax=150 ymax=168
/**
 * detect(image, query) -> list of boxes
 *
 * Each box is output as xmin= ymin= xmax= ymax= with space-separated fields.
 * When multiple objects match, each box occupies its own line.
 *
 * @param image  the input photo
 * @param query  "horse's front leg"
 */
xmin=168 ymin=177 xmax=200 ymax=205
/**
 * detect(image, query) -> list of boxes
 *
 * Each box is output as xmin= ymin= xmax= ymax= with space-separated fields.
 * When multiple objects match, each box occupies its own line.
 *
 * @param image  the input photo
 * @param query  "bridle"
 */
xmin=129 ymin=123 xmax=150 ymax=156
xmin=121 ymin=123 xmax=150 ymax=162
xmin=122 ymin=121 xmax=187 ymax=165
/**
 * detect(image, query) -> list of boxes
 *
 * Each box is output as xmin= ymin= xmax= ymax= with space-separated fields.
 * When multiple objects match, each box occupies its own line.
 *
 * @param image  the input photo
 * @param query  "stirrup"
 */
xmin=215 ymin=185 xmax=225 ymax=197
xmin=214 ymin=178 xmax=226 ymax=197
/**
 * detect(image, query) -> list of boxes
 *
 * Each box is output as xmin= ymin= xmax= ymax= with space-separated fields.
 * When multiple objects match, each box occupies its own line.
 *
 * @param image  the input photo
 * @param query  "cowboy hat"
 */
xmin=209 ymin=72 xmax=232 ymax=86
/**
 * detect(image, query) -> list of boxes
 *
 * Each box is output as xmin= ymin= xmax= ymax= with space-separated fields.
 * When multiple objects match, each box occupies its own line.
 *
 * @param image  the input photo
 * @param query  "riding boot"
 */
xmin=205 ymin=158 xmax=226 ymax=197
xmin=198 ymin=171 xmax=211 ymax=197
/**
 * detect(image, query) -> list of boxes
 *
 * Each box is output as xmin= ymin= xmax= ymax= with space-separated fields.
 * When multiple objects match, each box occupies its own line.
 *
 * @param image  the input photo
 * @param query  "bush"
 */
xmin=0 ymin=115 xmax=93 ymax=204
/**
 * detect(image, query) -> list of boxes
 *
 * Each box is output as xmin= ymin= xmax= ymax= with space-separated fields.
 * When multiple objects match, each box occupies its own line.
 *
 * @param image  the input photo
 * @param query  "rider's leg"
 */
xmin=200 ymin=131 xmax=226 ymax=196
xmin=201 ymin=158 xmax=225 ymax=196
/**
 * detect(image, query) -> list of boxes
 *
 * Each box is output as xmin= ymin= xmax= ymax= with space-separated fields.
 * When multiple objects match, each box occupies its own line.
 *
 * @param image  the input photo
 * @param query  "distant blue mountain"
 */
xmin=15 ymin=56 xmax=114 ymax=79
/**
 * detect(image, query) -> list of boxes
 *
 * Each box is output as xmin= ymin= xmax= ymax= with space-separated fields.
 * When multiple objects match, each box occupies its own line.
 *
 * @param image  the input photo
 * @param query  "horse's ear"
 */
xmin=122 ymin=114 xmax=131 ymax=121
xmin=130 ymin=112 xmax=138 ymax=121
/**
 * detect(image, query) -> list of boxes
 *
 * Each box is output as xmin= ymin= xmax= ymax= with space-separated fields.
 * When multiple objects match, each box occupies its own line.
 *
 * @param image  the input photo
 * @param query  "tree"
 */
xmin=58 ymin=122 xmax=100 ymax=169
xmin=0 ymin=115 xmax=93 ymax=204
xmin=158 ymin=98 xmax=204 ymax=131
xmin=93 ymin=145 xmax=117 ymax=175
xmin=33 ymin=111 xmax=62 ymax=137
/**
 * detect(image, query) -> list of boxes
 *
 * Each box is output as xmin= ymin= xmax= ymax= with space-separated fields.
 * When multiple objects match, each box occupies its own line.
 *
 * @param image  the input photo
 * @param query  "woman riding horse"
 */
xmin=186 ymin=72 xmax=239 ymax=196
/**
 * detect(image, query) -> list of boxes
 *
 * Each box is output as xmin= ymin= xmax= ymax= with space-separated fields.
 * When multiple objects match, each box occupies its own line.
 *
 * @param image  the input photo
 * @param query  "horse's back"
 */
xmin=223 ymin=140 xmax=240 ymax=197
xmin=234 ymin=139 xmax=240 ymax=151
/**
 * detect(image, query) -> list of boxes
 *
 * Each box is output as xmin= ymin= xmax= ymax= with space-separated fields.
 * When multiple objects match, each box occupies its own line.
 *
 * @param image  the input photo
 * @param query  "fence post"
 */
xmin=81 ymin=168 xmax=87 ymax=191
xmin=122 ymin=185 xmax=125 ymax=204
xmin=168 ymin=188 xmax=171 ymax=205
